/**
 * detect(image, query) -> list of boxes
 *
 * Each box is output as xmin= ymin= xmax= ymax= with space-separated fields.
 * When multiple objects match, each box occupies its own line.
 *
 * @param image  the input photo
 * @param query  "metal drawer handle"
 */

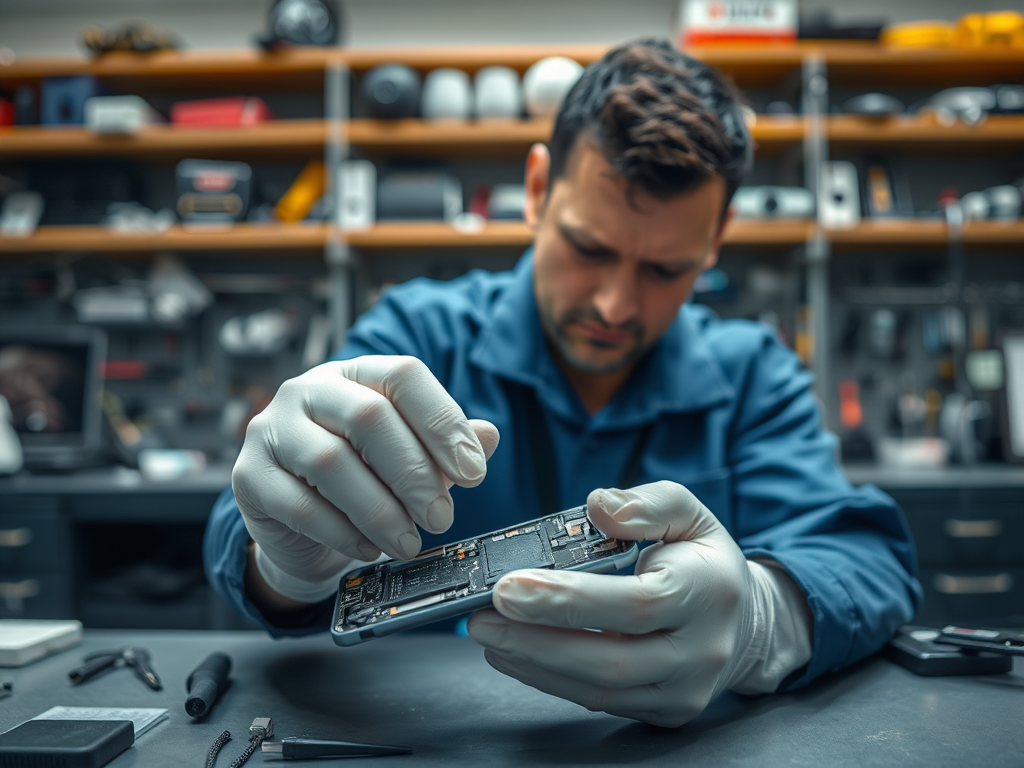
xmin=0 ymin=528 xmax=32 ymax=547
xmin=934 ymin=573 xmax=1013 ymax=595
xmin=0 ymin=579 xmax=41 ymax=614
xmin=944 ymin=519 xmax=1003 ymax=538
xmin=0 ymin=580 xmax=41 ymax=599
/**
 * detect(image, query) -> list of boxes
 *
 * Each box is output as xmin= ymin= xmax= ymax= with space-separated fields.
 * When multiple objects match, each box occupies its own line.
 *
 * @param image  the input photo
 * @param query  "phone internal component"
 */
xmin=484 ymin=530 xmax=554 ymax=585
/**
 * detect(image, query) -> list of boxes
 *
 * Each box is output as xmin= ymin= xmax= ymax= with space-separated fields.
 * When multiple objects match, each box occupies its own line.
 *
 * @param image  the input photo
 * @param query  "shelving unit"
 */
xmin=2 ymin=43 xmax=1023 ymax=321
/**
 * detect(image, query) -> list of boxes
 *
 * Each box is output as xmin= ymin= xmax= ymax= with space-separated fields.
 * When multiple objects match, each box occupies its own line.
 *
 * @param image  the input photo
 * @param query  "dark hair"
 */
xmin=548 ymin=38 xmax=752 ymax=215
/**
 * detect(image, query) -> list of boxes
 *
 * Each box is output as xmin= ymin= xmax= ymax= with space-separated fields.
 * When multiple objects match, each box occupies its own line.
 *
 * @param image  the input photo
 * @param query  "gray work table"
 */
xmin=0 ymin=631 xmax=1021 ymax=767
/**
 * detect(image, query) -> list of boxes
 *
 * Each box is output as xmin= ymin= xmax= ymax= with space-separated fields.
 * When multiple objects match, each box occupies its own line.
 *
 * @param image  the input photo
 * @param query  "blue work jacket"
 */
xmin=205 ymin=251 xmax=921 ymax=690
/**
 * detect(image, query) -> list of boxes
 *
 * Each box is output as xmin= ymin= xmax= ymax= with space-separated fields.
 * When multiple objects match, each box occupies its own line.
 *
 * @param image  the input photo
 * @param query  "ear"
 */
xmin=523 ymin=143 xmax=550 ymax=230
xmin=702 ymin=205 xmax=734 ymax=271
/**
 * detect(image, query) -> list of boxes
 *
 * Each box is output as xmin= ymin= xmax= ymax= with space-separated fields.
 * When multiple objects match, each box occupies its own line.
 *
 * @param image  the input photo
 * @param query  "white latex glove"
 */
xmin=467 ymin=480 xmax=813 ymax=728
xmin=232 ymin=356 xmax=500 ymax=603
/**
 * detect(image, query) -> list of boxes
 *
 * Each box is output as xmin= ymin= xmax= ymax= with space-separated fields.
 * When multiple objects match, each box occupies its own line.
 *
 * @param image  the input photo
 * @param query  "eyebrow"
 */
xmin=558 ymin=222 xmax=705 ymax=273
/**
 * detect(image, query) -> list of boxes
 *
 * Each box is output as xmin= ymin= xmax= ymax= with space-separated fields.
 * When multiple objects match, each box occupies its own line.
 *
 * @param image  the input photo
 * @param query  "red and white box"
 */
xmin=679 ymin=0 xmax=796 ymax=46
xmin=171 ymin=97 xmax=274 ymax=127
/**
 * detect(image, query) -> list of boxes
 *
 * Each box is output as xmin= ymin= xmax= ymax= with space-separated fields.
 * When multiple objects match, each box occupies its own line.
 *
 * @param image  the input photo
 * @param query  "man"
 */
xmin=205 ymin=39 xmax=920 ymax=728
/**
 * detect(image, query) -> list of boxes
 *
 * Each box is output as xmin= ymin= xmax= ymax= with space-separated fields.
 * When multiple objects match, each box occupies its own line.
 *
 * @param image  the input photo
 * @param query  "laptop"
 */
xmin=0 ymin=326 xmax=107 ymax=471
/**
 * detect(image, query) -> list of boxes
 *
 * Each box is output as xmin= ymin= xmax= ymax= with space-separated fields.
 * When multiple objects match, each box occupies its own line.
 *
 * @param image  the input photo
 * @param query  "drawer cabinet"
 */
xmin=887 ymin=488 xmax=1024 ymax=626
xmin=0 ymin=498 xmax=74 ymax=619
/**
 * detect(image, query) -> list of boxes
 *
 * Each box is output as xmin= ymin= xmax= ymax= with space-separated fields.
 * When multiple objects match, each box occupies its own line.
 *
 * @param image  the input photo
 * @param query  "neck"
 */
xmin=551 ymin=347 xmax=635 ymax=416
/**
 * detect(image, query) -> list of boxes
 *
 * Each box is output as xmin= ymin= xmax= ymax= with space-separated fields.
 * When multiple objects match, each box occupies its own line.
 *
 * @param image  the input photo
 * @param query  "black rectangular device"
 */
xmin=883 ymin=626 xmax=1013 ymax=677
xmin=332 ymin=505 xmax=638 ymax=646
xmin=0 ymin=719 xmax=133 ymax=768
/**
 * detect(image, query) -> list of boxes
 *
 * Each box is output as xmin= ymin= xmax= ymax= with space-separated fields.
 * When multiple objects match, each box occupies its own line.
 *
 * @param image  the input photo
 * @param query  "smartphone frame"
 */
xmin=331 ymin=509 xmax=639 ymax=647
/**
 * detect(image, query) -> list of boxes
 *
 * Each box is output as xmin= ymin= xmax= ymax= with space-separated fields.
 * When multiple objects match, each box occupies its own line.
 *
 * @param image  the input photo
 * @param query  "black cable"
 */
xmin=225 ymin=719 xmax=272 ymax=768
xmin=227 ymin=734 xmax=264 ymax=768
xmin=205 ymin=730 xmax=231 ymax=768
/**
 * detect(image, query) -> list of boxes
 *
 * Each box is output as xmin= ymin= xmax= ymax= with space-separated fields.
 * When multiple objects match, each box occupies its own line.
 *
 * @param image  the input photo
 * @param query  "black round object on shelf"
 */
xmin=362 ymin=64 xmax=421 ymax=119
xmin=842 ymin=93 xmax=904 ymax=116
xmin=256 ymin=0 xmax=341 ymax=49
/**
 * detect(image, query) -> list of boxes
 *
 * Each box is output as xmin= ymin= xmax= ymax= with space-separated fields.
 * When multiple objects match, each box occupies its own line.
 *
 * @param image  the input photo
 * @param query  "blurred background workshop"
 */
xmin=1 ymin=0 xmax=1023 ymax=641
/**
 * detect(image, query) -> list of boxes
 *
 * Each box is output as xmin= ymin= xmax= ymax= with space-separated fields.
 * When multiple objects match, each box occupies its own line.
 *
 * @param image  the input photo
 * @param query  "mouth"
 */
xmin=575 ymin=321 xmax=630 ymax=346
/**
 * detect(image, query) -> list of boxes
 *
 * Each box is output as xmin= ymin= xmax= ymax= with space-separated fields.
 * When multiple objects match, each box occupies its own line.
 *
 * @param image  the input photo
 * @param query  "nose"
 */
xmin=592 ymin=265 xmax=638 ymax=327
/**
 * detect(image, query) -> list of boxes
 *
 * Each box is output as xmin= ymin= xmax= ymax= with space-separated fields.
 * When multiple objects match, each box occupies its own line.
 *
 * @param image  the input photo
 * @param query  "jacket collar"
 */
xmin=469 ymin=251 xmax=734 ymax=429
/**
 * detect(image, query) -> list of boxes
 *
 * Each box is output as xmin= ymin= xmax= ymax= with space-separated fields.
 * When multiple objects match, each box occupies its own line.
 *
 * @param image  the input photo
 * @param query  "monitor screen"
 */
xmin=0 ymin=327 xmax=105 ymax=452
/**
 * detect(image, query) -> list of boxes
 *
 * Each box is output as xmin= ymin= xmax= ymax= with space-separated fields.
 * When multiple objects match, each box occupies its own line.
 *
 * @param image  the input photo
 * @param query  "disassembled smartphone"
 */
xmin=331 ymin=505 xmax=638 ymax=646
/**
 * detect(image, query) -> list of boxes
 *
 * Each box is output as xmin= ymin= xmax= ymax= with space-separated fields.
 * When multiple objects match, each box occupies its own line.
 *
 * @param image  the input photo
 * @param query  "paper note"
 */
xmin=34 ymin=706 xmax=168 ymax=738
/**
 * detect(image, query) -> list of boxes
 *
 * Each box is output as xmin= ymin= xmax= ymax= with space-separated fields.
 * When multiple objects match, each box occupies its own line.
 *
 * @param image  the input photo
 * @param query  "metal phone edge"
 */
xmin=330 ymin=541 xmax=639 ymax=647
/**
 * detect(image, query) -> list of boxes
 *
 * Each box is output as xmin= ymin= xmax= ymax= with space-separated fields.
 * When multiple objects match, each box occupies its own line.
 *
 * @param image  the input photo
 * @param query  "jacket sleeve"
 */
xmin=203 ymin=285 xmax=444 ymax=634
xmin=728 ymin=330 xmax=922 ymax=688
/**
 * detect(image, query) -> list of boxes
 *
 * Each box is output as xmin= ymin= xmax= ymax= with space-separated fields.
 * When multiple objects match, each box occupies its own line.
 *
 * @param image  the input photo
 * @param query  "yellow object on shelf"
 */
xmin=953 ymin=11 xmax=1024 ymax=48
xmin=275 ymin=160 xmax=327 ymax=223
xmin=881 ymin=21 xmax=954 ymax=48
xmin=883 ymin=12 xmax=1024 ymax=49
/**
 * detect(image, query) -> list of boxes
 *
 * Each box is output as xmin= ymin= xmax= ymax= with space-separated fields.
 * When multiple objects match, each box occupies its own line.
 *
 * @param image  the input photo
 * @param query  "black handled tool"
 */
xmin=185 ymin=652 xmax=232 ymax=718
xmin=935 ymin=626 xmax=1024 ymax=657
xmin=261 ymin=737 xmax=411 ymax=760
xmin=69 ymin=647 xmax=162 ymax=690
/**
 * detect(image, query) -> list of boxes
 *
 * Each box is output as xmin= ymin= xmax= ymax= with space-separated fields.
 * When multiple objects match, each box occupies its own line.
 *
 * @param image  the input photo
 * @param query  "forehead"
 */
xmin=551 ymin=143 xmax=725 ymax=261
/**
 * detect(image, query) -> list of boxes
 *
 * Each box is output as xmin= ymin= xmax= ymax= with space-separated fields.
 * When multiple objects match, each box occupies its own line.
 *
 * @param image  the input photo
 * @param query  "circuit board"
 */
xmin=336 ymin=506 xmax=634 ymax=632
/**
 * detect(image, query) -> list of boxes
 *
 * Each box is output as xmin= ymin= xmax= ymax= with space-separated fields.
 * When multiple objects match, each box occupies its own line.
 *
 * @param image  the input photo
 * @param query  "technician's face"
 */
xmin=525 ymin=141 xmax=728 ymax=374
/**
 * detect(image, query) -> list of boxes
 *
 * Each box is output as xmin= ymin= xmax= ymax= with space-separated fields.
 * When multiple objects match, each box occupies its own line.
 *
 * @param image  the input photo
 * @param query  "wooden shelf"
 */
xmin=0 ymin=117 xmax=803 ymax=161
xmin=0 ymin=120 xmax=328 ymax=159
xmin=4 ymin=219 xmax=1023 ymax=256
xmin=0 ymin=48 xmax=335 ymax=91
xmin=347 ymin=221 xmax=533 ymax=249
xmin=813 ymin=42 xmax=1024 ymax=87
xmin=827 ymin=115 xmax=1024 ymax=151
xmin=0 ymin=223 xmax=330 ymax=254
xmin=5 ymin=114 xmax=1019 ymax=163
xmin=6 ymin=44 xmax=1024 ymax=92
xmin=336 ymin=220 xmax=817 ymax=249
xmin=831 ymin=220 xmax=1024 ymax=248
xmin=346 ymin=119 xmax=553 ymax=157
xmin=347 ymin=117 xmax=803 ymax=157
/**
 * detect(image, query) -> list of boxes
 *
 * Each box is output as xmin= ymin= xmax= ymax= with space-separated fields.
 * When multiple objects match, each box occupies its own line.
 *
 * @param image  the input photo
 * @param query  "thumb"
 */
xmin=586 ymin=480 xmax=725 ymax=545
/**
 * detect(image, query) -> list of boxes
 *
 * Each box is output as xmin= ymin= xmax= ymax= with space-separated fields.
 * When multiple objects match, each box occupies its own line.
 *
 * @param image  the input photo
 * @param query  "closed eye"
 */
xmin=644 ymin=263 xmax=689 ymax=281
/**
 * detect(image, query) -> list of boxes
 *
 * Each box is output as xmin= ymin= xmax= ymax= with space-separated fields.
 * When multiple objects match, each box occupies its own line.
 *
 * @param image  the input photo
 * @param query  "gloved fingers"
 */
xmin=270 ymin=416 xmax=424 ymax=560
xmin=467 ymin=609 xmax=677 ymax=688
xmin=483 ymin=650 xmax=696 ymax=728
xmin=235 ymin=464 xmax=380 ymax=565
xmin=586 ymin=480 xmax=726 ymax=546
xmin=250 ymin=517 xmax=362 ymax=585
xmin=488 ymin=567 xmax=687 ymax=635
xmin=292 ymin=373 xmax=452 ymax=535
xmin=337 ymin=356 xmax=492 ymax=487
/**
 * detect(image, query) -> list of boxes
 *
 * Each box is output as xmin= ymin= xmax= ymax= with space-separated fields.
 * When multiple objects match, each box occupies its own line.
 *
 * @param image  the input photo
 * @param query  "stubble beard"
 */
xmin=540 ymin=303 xmax=650 ymax=375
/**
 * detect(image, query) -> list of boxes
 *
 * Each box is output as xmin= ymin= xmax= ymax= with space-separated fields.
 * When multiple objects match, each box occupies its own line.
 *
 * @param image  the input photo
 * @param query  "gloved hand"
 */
xmin=467 ymin=480 xmax=813 ymax=728
xmin=232 ymin=355 xmax=500 ymax=603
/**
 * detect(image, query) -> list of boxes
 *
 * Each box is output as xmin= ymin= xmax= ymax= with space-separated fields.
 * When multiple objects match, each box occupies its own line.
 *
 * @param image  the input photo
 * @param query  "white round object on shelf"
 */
xmin=421 ymin=68 xmax=473 ymax=120
xmin=474 ymin=66 xmax=522 ymax=118
xmin=522 ymin=57 xmax=584 ymax=117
